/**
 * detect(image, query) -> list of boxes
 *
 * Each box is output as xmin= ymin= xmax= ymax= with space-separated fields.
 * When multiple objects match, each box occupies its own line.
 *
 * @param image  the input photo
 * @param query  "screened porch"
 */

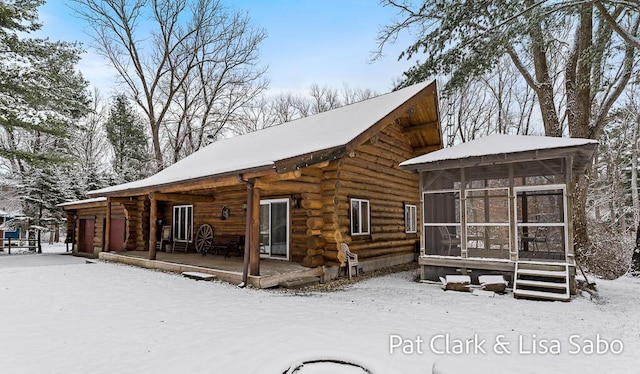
xmin=422 ymin=163 xmax=569 ymax=262
xmin=400 ymin=135 xmax=599 ymax=268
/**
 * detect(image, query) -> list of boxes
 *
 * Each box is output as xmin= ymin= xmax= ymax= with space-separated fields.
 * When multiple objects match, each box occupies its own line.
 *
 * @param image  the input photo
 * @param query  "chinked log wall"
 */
xmin=306 ymin=122 xmax=421 ymax=266
xmin=114 ymin=122 xmax=420 ymax=264
xmin=115 ymin=197 xmax=148 ymax=251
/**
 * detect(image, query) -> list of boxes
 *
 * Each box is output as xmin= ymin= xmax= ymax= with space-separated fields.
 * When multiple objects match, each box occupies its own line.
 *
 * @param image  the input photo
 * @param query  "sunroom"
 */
xmin=400 ymin=134 xmax=598 ymax=292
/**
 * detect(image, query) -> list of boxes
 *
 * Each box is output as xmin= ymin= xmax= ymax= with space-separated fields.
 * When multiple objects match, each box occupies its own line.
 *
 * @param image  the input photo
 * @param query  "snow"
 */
xmin=56 ymin=197 xmax=107 ymax=207
xmin=90 ymin=81 xmax=432 ymax=196
xmin=1 ymin=249 xmax=639 ymax=373
xmin=400 ymin=134 xmax=598 ymax=167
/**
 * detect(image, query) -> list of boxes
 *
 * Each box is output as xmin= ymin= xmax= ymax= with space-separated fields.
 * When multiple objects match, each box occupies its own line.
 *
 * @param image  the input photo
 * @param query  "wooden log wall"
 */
xmin=118 ymin=197 xmax=148 ymax=250
xmin=69 ymin=205 xmax=105 ymax=254
xmin=157 ymin=185 xmax=247 ymax=252
xmin=315 ymin=122 xmax=421 ymax=265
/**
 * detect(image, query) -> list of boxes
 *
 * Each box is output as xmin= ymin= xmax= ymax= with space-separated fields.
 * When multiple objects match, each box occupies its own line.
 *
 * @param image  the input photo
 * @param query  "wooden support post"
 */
xmin=565 ymin=156 xmax=575 ymax=264
xmin=149 ymin=193 xmax=157 ymax=260
xmin=460 ymin=168 xmax=467 ymax=259
xmin=242 ymin=181 xmax=254 ymax=285
xmin=104 ymin=198 xmax=111 ymax=252
xmin=250 ymin=187 xmax=261 ymax=276
xmin=508 ymin=164 xmax=517 ymax=261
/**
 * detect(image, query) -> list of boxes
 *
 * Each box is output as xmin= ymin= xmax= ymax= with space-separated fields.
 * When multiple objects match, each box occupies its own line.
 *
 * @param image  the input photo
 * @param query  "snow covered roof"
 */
xmin=0 ymin=209 xmax=7 ymax=217
xmin=401 ymin=134 xmax=598 ymax=172
xmin=57 ymin=197 xmax=107 ymax=209
xmin=90 ymin=81 xmax=435 ymax=196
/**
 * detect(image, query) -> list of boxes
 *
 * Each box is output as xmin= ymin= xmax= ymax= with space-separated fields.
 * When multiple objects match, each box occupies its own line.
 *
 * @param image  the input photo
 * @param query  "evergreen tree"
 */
xmin=105 ymin=95 xmax=151 ymax=183
xmin=0 ymin=0 xmax=90 ymax=249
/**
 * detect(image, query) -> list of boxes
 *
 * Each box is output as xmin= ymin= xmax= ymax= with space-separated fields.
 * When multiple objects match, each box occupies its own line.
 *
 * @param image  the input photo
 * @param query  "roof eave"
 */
xmin=88 ymin=164 xmax=276 ymax=198
xmin=401 ymin=143 xmax=598 ymax=174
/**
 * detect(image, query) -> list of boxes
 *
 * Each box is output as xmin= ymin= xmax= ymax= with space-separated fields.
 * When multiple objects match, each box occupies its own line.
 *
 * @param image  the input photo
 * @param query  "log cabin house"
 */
xmin=60 ymin=81 xmax=443 ymax=286
xmin=400 ymin=135 xmax=598 ymax=301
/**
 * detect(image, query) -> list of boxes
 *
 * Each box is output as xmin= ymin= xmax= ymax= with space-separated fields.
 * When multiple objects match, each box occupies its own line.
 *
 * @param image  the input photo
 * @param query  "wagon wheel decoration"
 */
xmin=195 ymin=224 xmax=214 ymax=254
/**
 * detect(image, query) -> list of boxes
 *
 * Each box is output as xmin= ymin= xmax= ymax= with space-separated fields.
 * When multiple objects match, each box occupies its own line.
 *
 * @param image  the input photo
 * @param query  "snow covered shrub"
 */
xmin=579 ymin=222 xmax=633 ymax=279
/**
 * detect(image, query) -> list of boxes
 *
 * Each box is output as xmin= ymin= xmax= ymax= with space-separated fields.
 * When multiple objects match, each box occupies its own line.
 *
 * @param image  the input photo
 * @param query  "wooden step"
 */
xmin=514 ymin=289 xmax=569 ymax=301
xmin=515 ymin=279 xmax=568 ymax=289
xmin=278 ymin=276 xmax=320 ymax=289
xmin=516 ymin=268 xmax=566 ymax=278
xmin=182 ymin=271 xmax=217 ymax=281
xmin=513 ymin=261 xmax=570 ymax=301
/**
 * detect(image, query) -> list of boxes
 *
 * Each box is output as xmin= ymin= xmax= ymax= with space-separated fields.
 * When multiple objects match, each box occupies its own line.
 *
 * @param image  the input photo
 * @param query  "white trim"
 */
xmin=514 ymin=185 xmax=568 ymax=260
xmin=350 ymin=198 xmax=370 ymax=235
xmin=405 ymin=204 xmax=417 ymax=233
xmin=514 ymin=183 xmax=566 ymax=192
xmin=172 ymin=205 xmax=193 ymax=243
xmin=259 ymin=198 xmax=290 ymax=260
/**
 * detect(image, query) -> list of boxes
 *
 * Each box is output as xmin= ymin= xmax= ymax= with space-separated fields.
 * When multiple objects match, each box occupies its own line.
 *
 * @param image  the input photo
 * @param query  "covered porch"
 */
xmin=99 ymin=250 xmax=325 ymax=289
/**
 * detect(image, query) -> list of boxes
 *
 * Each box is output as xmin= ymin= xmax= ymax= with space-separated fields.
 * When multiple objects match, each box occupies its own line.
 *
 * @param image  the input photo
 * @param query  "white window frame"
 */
xmin=405 ymin=204 xmax=417 ymax=233
xmin=514 ymin=184 xmax=568 ymax=260
xmin=350 ymin=198 xmax=370 ymax=235
xmin=173 ymin=205 xmax=193 ymax=242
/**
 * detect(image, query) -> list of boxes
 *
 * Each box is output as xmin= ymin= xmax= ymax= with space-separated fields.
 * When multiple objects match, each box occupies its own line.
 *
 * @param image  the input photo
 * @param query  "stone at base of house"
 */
xmin=323 ymin=252 xmax=416 ymax=281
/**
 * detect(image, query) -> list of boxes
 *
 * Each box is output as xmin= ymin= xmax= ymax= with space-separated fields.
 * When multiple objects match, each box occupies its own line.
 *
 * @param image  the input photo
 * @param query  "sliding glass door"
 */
xmin=259 ymin=199 xmax=289 ymax=259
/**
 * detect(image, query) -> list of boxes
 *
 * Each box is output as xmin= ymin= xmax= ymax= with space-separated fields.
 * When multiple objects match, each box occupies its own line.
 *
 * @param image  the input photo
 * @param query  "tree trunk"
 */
xmin=573 ymin=174 xmax=591 ymax=259
xmin=632 ymin=220 xmax=640 ymax=273
xmin=631 ymin=115 xmax=640 ymax=274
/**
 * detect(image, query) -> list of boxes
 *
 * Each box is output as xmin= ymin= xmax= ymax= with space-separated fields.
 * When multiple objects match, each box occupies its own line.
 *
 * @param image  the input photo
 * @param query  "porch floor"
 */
xmin=99 ymin=250 xmax=324 ymax=289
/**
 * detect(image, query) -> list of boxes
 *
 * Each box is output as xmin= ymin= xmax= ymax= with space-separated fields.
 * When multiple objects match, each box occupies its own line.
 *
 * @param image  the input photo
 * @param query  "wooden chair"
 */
xmin=438 ymin=226 xmax=461 ymax=255
xmin=521 ymin=227 xmax=549 ymax=252
xmin=340 ymin=243 xmax=359 ymax=278
xmin=156 ymin=225 xmax=172 ymax=252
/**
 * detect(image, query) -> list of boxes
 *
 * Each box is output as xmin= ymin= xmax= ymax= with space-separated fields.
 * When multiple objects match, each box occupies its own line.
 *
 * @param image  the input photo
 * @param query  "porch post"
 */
xmin=250 ymin=187 xmax=261 ymax=276
xmin=459 ymin=168 xmax=467 ymax=259
xmin=242 ymin=180 xmax=254 ymax=285
xmin=508 ymin=164 xmax=517 ymax=261
xmin=565 ymin=156 xmax=575 ymax=264
xmin=104 ymin=198 xmax=111 ymax=252
xmin=149 ymin=193 xmax=157 ymax=260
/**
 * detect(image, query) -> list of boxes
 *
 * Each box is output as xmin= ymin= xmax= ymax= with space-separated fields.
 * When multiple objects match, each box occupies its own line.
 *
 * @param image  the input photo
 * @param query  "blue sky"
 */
xmin=37 ymin=0 xmax=417 ymax=96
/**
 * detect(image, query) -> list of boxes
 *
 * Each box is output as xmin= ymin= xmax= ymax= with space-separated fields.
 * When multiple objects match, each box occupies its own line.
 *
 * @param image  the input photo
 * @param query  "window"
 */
xmin=405 ymin=204 xmax=417 ymax=233
xmin=173 ymin=205 xmax=193 ymax=242
xmin=350 ymin=198 xmax=370 ymax=235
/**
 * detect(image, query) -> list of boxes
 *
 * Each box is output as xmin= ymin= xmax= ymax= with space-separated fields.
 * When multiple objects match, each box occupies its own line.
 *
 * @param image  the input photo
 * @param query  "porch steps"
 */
xmin=278 ymin=276 xmax=320 ymax=289
xmin=182 ymin=271 xmax=217 ymax=281
xmin=513 ymin=261 xmax=570 ymax=301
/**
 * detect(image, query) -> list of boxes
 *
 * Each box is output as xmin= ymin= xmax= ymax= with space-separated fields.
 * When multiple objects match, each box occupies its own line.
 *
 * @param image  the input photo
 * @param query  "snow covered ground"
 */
xmin=1 ymin=245 xmax=639 ymax=373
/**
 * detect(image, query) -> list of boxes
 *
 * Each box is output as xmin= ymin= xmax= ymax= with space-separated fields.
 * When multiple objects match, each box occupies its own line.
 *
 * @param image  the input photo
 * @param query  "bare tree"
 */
xmin=231 ymin=83 xmax=379 ymax=136
xmin=73 ymin=0 xmax=267 ymax=170
xmin=309 ymin=84 xmax=341 ymax=114
xmin=69 ymin=88 xmax=110 ymax=177
xmin=440 ymin=57 xmax=539 ymax=145
xmin=378 ymin=0 xmax=640 ymax=255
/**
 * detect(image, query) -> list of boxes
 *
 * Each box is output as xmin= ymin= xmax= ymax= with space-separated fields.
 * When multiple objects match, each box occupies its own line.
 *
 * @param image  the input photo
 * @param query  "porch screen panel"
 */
xmin=423 ymin=191 xmax=461 ymax=256
xmin=465 ymin=188 xmax=510 ymax=259
xmin=516 ymin=187 xmax=567 ymax=261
